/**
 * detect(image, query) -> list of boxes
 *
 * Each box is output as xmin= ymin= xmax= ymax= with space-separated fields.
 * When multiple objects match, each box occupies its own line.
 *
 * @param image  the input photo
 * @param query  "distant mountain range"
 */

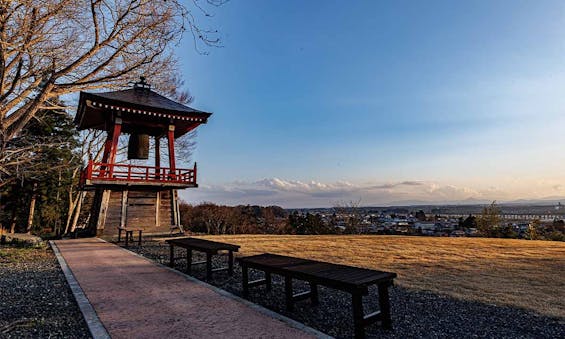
xmin=384 ymin=196 xmax=565 ymax=207
xmin=288 ymin=197 xmax=565 ymax=215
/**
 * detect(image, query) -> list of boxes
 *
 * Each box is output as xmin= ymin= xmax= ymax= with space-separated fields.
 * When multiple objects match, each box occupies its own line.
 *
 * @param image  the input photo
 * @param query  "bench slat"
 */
xmin=212 ymin=267 xmax=229 ymax=272
xmin=363 ymin=310 xmax=382 ymax=326
xmin=248 ymin=279 xmax=268 ymax=287
xmin=292 ymin=290 xmax=312 ymax=301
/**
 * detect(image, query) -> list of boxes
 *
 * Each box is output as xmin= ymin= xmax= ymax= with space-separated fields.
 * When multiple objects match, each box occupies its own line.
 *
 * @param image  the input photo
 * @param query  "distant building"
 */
xmin=415 ymin=222 xmax=437 ymax=234
xmin=451 ymin=230 xmax=466 ymax=237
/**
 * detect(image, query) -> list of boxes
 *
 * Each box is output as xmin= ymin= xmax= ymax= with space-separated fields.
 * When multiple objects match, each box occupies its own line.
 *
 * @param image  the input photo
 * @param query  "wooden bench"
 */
xmin=238 ymin=253 xmax=397 ymax=338
xmin=117 ymin=227 xmax=142 ymax=247
xmin=166 ymin=237 xmax=240 ymax=280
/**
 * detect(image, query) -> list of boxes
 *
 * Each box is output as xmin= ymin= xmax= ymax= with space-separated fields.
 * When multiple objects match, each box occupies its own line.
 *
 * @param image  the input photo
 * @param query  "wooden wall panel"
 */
xmin=102 ymin=191 xmax=123 ymax=235
xmin=159 ymin=190 xmax=173 ymax=228
xmin=95 ymin=188 xmax=182 ymax=235
xmin=127 ymin=191 xmax=156 ymax=229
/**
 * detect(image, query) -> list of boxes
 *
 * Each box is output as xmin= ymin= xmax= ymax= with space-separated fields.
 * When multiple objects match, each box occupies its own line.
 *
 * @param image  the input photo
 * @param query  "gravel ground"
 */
xmin=0 ymin=245 xmax=91 ymax=339
xmin=127 ymin=240 xmax=565 ymax=339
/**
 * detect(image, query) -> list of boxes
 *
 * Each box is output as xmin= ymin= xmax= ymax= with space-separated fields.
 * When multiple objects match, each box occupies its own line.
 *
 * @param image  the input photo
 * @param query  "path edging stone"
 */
xmin=50 ymin=240 xmax=111 ymax=339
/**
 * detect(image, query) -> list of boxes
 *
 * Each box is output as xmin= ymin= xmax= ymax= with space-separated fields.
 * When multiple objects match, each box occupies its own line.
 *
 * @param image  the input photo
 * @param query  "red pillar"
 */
xmin=106 ymin=118 xmax=122 ymax=177
xmin=100 ymin=118 xmax=121 ymax=177
xmin=167 ymin=125 xmax=176 ymax=179
xmin=155 ymin=136 xmax=161 ymax=179
xmin=101 ymin=135 xmax=113 ymax=164
xmin=99 ymin=134 xmax=113 ymax=177
xmin=108 ymin=118 xmax=122 ymax=164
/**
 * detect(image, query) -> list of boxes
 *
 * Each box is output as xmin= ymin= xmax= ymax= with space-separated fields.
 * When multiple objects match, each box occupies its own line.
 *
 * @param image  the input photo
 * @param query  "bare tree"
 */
xmin=0 ymin=0 xmax=224 ymax=178
xmin=477 ymin=201 xmax=501 ymax=237
xmin=333 ymin=199 xmax=363 ymax=234
xmin=0 ymin=137 xmax=72 ymax=186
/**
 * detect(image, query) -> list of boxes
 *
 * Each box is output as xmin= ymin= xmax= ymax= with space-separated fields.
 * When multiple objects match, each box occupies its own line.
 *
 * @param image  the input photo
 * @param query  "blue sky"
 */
xmin=175 ymin=0 xmax=565 ymax=207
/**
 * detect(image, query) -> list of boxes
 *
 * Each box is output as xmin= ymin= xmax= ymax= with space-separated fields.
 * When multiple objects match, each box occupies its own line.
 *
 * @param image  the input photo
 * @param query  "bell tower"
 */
xmin=75 ymin=78 xmax=211 ymax=236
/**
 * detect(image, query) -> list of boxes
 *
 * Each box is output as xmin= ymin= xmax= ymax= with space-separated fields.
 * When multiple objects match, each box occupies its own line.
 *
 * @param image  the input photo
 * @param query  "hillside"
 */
xmin=198 ymin=235 xmax=565 ymax=319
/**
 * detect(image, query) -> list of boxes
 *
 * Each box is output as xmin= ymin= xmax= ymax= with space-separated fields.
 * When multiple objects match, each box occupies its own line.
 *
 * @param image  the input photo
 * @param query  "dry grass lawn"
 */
xmin=197 ymin=235 xmax=565 ymax=319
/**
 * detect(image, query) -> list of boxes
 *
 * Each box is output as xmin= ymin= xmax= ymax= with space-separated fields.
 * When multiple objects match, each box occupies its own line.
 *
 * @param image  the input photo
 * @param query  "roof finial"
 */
xmin=133 ymin=76 xmax=151 ymax=90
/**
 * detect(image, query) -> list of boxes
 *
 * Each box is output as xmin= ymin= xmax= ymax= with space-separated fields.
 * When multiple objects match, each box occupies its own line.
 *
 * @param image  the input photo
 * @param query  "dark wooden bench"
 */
xmin=238 ymin=253 xmax=397 ymax=338
xmin=117 ymin=227 xmax=142 ymax=247
xmin=166 ymin=237 xmax=240 ymax=279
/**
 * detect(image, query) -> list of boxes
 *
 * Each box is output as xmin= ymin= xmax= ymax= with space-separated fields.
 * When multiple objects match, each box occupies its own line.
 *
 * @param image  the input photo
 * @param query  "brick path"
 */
xmin=53 ymin=238 xmax=322 ymax=339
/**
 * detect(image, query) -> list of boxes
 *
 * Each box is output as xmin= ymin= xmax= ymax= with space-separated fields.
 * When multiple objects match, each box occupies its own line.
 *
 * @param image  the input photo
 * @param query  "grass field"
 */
xmin=197 ymin=235 xmax=565 ymax=319
xmin=0 ymin=246 xmax=49 ymax=264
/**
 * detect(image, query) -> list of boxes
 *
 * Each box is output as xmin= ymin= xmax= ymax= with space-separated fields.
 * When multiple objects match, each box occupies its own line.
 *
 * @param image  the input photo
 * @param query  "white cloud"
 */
xmin=179 ymin=177 xmax=547 ymax=208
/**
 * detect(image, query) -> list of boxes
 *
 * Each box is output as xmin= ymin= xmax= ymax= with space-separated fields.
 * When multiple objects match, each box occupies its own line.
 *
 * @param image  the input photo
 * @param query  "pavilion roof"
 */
xmin=75 ymin=87 xmax=212 ymax=137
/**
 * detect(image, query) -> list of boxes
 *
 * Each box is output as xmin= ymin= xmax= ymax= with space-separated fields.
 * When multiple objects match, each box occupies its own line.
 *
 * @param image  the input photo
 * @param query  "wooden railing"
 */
xmin=81 ymin=160 xmax=197 ymax=185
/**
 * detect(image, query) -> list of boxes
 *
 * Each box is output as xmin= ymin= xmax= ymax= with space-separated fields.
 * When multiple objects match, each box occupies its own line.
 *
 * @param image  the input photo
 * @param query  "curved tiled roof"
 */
xmin=86 ymin=88 xmax=209 ymax=115
xmin=75 ymin=87 xmax=212 ymax=136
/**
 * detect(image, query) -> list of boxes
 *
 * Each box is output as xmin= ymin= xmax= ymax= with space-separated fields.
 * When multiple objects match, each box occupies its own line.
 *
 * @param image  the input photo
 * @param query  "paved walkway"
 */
xmin=53 ymin=238 xmax=322 ymax=339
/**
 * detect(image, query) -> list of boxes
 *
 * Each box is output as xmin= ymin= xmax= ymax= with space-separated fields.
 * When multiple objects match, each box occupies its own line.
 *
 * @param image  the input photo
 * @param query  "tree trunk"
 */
xmin=9 ymin=214 xmax=16 ymax=233
xmin=63 ymin=167 xmax=82 ymax=234
xmin=64 ymin=192 xmax=77 ymax=234
xmin=69 ymin=191 xmax=85 ymax=233
xmin=26 ymin=183 xmax=38 ymax=234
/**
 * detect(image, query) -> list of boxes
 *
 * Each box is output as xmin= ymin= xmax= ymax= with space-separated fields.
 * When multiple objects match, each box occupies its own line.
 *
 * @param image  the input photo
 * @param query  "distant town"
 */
xmin=288 ymin=202 xmax=565 ymax=240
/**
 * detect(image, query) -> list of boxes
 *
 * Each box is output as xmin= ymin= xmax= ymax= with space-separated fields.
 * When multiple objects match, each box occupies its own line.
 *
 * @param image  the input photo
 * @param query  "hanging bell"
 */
xmin=127 ymin=133 xmax=149 ymax=159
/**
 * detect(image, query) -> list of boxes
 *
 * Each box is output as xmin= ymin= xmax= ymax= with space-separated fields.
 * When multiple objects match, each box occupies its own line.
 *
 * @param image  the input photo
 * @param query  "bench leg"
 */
xmin=138 ymin=230 xmax=142 ymax=246
xmin=352 ymin=293 xmax=365 ymax=339
xmin=228 ymin=251 xmax=234 ymax=275
xmin=206 ymin=252 xmax=212 ymax=280
xmin=186 ymin=249 xmax=192 ymax=274
xmin=125 ymin=231 xmax=129 ymax=247
xmin=310 ymin=282 xmax=319 ymax=306
xmin=265 ymin=272 xmax=272 ymax=291
xmin=169 ymin=244 xmax=174 ymax=267
xmin=118 ymin=229 xmax=122 ymax=242
xmin=242 ymin=264 xmax=249 ymax=298
xmin=378 ymin=283 xmax=392 ymax=330
xmin=285 ymin=275 xmax=294 ymax=311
